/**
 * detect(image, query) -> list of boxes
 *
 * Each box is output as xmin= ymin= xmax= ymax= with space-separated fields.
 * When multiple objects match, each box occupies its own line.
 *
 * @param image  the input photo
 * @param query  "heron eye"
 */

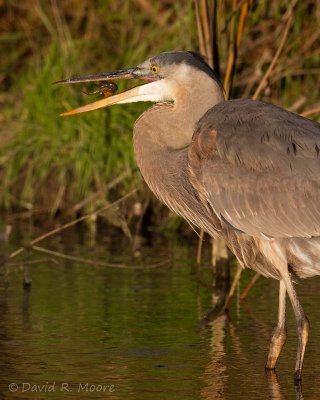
xmin=151 ymin=65 xmax=158 ymax=74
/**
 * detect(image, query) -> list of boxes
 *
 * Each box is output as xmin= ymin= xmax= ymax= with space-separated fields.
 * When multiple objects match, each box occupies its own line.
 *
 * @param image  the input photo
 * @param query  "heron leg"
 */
xmin=240 ymin=272 xmax=260 ymax=301
xmin=265 ymin=279 xmax=287 ymax=369
xmin=224 ymin=262 xmax=242 ymax=310
xmin=281 ymin=272 xmax=309 ymax=381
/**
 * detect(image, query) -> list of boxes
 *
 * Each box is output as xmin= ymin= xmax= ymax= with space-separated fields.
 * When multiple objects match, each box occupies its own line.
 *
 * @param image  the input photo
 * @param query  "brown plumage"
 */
xmin=59 ymin=50 xmax=320 ymax=381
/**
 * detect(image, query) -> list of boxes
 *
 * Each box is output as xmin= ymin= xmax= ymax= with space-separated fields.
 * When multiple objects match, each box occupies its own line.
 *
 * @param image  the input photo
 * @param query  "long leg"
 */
xmin=224 ymin=262 xmax=242 ymax=310
xmin=240 ymin=272 xmax=260 ymax=301
xmin=281 ymin=272 xmax=309 ymax=381
xmin=265 ymin=279 xmax=287 ymax=369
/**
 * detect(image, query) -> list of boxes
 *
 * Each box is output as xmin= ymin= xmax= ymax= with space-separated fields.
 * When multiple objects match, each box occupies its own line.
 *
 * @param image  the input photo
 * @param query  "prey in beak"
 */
xmin=81 ymin=82 xmax=118 ymax=97
xmin=55 ymin=66 xmax=169 ymax=116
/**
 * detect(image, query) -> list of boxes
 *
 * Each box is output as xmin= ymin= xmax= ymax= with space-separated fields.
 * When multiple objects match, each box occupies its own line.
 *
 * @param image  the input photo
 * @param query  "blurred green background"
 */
xmin=0 ymin=0 xmax=319 ymax=232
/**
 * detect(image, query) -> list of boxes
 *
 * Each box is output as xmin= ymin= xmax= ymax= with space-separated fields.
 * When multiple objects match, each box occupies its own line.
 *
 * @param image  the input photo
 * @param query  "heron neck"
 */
xmin=134 ymin=78 xmax=224 ymax=150
xmin=132 ymin=83 xmax=223 ymax=236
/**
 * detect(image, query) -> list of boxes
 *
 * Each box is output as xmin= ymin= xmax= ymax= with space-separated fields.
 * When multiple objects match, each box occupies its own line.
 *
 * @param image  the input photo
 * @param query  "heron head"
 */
xmin=56 ymin=51 xmax=223 ymax=116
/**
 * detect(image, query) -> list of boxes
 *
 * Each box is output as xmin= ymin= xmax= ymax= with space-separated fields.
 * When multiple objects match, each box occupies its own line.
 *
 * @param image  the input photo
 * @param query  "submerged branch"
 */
xmin=32 ymin=245 xmax=169 ymax=269
xmin=7 ymin=190 xmax=137 ymax=261
xmin=7 ymin=258 xmax=59 ymax=267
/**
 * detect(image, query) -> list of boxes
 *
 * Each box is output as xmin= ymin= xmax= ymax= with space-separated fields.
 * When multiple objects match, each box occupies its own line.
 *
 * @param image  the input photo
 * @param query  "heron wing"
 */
xmin=188 ymin=99 xmax=320 ymax=238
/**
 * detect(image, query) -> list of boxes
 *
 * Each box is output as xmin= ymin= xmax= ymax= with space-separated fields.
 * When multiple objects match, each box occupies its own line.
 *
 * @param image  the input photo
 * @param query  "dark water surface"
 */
xmin=0 ymin=236 xmax=320 ymax=400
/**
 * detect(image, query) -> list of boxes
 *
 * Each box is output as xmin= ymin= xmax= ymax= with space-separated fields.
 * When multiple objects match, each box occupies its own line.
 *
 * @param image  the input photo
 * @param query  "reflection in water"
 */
xmin=21 ymin=285 xmax=31 ymax=328
xmin=201 ymin=315 xmax=227 ymax=400
xmin=294 ymin=380 xmax=304 ymax=400
xmin=198 ymin=258 xmax=230 ymax=325
xmin=266 ymin=370 xmax=303 ymax=400
xmin=266 ymin=370 xmax=283 ymax=400
xmin=0 ymin=239 xmax=319 ymax=399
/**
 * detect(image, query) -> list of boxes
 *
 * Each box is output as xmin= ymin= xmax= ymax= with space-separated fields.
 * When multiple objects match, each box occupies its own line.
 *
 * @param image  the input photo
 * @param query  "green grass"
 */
xmin=0 ymin=1 xmax=197 ymax=215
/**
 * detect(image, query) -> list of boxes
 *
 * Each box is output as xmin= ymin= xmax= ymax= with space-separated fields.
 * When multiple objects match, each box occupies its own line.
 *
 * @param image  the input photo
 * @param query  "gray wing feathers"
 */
xmin=214 ymin=100 xmax=320 ymax=173
xmin=192 ymin=99 xmax=320 ymax=239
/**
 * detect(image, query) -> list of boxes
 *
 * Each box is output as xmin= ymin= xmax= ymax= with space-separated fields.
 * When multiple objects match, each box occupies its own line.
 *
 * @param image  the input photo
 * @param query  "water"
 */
xmin=0 ymin=235 xmax=320 ymax=399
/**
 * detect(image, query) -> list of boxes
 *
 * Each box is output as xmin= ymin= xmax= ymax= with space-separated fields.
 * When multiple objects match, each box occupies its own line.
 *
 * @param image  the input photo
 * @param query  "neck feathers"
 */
xmin=134 ymin=70 xmax=224 ymax=149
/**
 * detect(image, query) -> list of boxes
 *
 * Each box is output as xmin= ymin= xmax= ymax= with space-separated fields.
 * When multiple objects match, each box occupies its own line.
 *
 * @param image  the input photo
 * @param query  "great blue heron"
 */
xmin=58 ymin=51 xmax=320 ymax=380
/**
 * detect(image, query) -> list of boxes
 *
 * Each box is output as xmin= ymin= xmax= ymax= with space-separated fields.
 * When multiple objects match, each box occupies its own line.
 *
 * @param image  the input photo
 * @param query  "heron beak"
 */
xmin=56 ymin=67 xmax=163 ymax=116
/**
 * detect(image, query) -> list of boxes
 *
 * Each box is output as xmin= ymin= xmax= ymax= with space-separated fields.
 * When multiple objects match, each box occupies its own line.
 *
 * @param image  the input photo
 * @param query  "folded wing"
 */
xmin=188 ymin=99 xmax=320 ymax=238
